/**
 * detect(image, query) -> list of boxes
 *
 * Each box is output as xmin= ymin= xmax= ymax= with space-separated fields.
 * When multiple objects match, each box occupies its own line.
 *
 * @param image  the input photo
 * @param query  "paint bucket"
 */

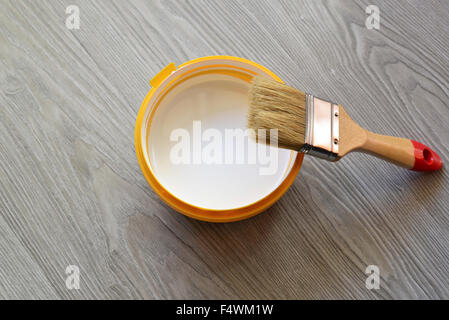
xmin=135 ymin=56 xmax=303 ymax=222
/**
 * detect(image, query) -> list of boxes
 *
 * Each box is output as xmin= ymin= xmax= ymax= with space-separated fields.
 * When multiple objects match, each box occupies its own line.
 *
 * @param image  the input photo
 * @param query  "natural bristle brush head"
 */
xmin=248 ymin=76 xmax=306 ymax=151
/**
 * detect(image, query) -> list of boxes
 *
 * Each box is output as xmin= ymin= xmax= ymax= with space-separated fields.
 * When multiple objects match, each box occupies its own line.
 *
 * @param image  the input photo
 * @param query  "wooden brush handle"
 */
xmin=361 ymin=132 xmax=442 ymax=171
xmin=338 ymin=106 xmax=442 ymax=171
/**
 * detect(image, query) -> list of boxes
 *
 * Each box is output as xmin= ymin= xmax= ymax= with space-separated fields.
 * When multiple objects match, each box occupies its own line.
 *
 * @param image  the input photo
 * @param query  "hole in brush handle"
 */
xmin=411 ymin=140 xmax=443 ymax=172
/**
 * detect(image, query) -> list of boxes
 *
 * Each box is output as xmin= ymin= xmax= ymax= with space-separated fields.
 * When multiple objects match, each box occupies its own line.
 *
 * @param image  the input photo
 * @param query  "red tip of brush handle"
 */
xmin=411 ymin=140 xmax=443 ymax=171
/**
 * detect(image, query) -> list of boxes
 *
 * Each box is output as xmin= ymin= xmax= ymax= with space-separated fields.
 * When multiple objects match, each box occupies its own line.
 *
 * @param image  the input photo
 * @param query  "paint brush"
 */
xmin=248 ymin=76 xmax=442 ymax=171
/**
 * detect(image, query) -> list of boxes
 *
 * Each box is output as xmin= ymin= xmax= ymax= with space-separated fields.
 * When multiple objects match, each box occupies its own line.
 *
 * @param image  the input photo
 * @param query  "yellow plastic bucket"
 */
xmin=135 ymin=56 xmax=303 ymax=222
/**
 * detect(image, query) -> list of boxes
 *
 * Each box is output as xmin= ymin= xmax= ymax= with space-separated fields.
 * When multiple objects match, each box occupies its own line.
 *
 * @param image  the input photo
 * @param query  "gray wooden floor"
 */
xmin=1 ymin=0 xmax=449 ymax=299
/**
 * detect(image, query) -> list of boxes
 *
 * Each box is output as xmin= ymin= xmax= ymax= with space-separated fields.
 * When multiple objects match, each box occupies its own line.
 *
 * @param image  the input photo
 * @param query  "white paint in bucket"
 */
xmin=148 ymin=73 xmax=293 ymax=210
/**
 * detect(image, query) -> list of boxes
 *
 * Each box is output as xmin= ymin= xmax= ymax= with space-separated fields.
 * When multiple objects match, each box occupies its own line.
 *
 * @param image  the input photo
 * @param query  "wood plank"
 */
xmin=0 ymin=0 xmax=448 ymax=299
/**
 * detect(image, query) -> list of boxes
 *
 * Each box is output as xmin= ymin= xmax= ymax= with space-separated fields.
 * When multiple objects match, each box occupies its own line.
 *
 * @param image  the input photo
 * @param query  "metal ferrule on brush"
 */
xmin=300 ymin=94 xmax=340 ymax=161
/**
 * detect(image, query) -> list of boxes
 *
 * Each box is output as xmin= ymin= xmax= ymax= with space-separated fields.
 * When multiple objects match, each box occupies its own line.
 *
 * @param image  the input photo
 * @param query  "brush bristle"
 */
xmin=247 ymin=76 xmax=306 ymax=151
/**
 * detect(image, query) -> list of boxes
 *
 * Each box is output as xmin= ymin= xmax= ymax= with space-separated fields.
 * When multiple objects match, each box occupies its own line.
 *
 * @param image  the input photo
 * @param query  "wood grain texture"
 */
xmin=0 ymin=0 xmax=449 ymax=299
